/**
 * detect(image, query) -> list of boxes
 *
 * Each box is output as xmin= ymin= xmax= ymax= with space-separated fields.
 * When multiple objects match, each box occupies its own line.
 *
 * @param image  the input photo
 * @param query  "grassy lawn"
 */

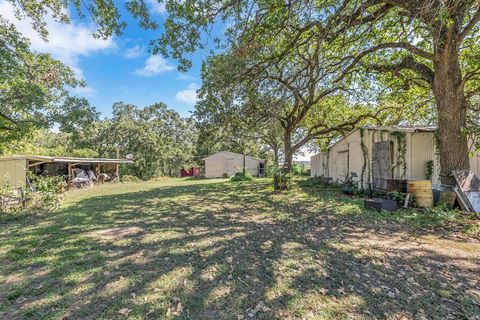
xmin=1 ymin=178 xmax=479 ymax=319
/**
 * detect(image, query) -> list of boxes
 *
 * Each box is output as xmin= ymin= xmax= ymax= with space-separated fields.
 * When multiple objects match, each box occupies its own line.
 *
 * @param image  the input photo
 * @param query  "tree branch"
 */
xmin=457 ymin=3 xmax=480 ymax=44
xmin=366 ymin=56 xmax=434 ymax=85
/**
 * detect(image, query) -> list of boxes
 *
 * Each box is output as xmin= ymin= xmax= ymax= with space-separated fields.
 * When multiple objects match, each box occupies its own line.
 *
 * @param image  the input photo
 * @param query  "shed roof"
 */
xmin=361 ymin=125 xmax=436 ymax=133
xmin=0 ymin=155 xmax=134 ymax=164
xmin=202 ymin=151 xmax=264 ymax=162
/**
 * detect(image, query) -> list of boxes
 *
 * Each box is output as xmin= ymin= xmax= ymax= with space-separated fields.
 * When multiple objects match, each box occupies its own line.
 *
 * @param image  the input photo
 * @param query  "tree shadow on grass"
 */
xmin=0 ymin=179 xmax=479 ymax=319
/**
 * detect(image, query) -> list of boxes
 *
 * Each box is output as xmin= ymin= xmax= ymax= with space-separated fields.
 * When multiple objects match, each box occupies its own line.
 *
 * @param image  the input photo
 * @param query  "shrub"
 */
xmin=0 ymin=175 xmax=66 ymax=214
xmin=387 ymin=191 xmax=415 ymax=207
xmin=270 ymin=166 xmax=293 ymax=190
xmin=121 ymin=175 xmax=142 ymax=183
xmin=31 ymin=175 xmax=66 ymax=194
xmin=230 ymin=171 xmax=253 ymax=182
xmin=291 ymin=164 xmax=302 ymax=175
xmin=415 ymin=203 xmax=461 ymax=227
xmin=28 ymin=175 xmax=67 ymax=211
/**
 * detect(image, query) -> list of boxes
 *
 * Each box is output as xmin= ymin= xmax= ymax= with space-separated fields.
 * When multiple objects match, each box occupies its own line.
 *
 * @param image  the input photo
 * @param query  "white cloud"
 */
xmin=175 ymin=83 xmax=199 ymax=104
xmin=71 ymin=85 xmax=97 ymax=97
xmin=177 ymin=73 xmax=197 ymax=81
xmin=135 ymin=55 xmax=175 ymax=76
xmin=124 ymin=45 xmax=143 ymax=59
xmin=146 ymin=0 xmax=166 ymax=14
xmin=0 ymin=1 xmax=115 ymax=79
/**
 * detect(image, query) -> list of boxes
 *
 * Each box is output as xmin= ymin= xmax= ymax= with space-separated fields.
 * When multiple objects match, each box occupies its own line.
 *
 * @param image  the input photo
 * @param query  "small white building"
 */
xmin=203 ymin=151 xmax=266 ymax=178
xmin=310 ymin=126 xmax=480 ymax=189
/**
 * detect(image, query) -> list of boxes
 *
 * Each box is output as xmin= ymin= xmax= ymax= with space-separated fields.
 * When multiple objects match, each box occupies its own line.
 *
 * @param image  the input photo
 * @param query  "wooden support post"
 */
xmin=67 ymin=163 xmax=72 ymax=186
xmin=96 ymin=164 xmax=100 ymax=177
xmin=116 ymin=163 xmax=120 ymax=183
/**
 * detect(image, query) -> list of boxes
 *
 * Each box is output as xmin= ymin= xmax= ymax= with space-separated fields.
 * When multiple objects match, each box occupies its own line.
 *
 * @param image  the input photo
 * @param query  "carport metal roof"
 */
xmin=0 ymin=155 xmax=134 ymax=164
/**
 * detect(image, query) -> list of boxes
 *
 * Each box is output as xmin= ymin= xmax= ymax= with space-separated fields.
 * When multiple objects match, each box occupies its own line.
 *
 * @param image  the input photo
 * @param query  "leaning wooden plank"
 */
xmin=452 ymin=170 xmax=480 ymax=192
xmin=453 ymin=186 xmax=472 ymax=212
xmin=403 ymin=193 xmax=411 ymax=208
xmin=453 ymin=170 xmax=480 ymax=213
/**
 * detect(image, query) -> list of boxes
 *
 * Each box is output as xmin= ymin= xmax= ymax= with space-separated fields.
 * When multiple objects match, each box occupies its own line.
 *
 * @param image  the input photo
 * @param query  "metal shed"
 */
xmin=310 ymin=126 xmax=480 ymax=189
xmin=203 ymin=151 xmax=266 ymax=178
xmin=0 ymin=156 xmax=133 ymax=188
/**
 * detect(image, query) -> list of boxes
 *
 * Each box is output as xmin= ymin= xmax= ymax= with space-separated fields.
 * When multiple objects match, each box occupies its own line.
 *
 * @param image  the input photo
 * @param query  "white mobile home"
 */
xmin=311 ymin=126 xmax=480 ymax=189
xmin=203 ymin=151 xmax=266 ymax=178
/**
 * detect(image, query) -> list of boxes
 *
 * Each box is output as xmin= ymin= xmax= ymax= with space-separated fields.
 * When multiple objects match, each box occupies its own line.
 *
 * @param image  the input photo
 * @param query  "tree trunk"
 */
xmin=242 ymin=152 xmax=246 ymax=175
xmin=273 ymin=146 xmax=279 ymax=166
xmin=283 ymin=131 xmax=293 ymax=173
xmin=433 ymin=36 xmax=470 ymax=185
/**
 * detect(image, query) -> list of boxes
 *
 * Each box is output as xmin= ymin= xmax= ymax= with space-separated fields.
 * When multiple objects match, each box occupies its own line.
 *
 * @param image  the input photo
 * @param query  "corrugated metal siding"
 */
xmin=327 ymin=130 xmax=363 ymax=184
xmin=310 ymin=128 xmax=443 ymax=188
xmin=0 ymin=158 xmax=27 ymax=188
xmin=346 ymin=131 xmax=363 ymax=181
xmin=205 ymin=153 xmax=264 ymax=178
xmin=310 ymin=154 xmax=318 ymax=177
xmin=409 ymin=132 xmax=439 ymax=183
xmin=310 ymin=153 xmax=329 ymax=177
xmin=205 ymin=156 xmax=226 ymax=178
xmin=470 ymin=152 xmax=480 ymax=178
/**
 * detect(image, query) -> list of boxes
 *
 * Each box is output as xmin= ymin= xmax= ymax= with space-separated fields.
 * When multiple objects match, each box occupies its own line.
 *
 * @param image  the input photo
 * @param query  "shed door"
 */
xmin=373 ymin=141 xmax=393 ymax=190
xmin=337 ymin=151 xmax=349 ymax=182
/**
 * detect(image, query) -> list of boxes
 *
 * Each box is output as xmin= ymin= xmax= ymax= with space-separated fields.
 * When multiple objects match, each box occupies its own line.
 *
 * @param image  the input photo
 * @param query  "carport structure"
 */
xmin=0 ymin=156 xmax=134 ymax=188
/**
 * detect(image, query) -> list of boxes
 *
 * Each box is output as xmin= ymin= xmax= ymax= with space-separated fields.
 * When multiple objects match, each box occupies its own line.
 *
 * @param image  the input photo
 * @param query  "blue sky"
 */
xmin=1 ymin=0 xmax=216 ymax=118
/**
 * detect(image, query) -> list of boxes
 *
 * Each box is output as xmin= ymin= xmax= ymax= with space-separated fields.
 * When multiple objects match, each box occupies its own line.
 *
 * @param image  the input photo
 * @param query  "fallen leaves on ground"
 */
xmin=248 ymin=301 xmax=270 ymax=317
xmin=118 ymin=308 xmax=130 ymax=316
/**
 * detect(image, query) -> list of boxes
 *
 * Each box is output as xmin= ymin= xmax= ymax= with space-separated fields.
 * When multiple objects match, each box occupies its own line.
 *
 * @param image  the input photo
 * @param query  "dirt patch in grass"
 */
xmin=84 ymin=226 xmax=144 ymax=241
xmin=0 ymin=178 xmax=479 ymax=319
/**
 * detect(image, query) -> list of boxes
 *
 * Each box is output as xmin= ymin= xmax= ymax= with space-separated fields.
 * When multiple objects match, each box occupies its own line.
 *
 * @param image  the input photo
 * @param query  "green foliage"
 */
xmin=97 ymin=102 xmax=197 ymax=180
xmin=359 ymin=129 xmax=369 ymax=188
xmin=230 ymin=171 xmax=253 ymax=182
xmin=30 ymin=175 xmax=66 ymax=194
xmin=387 ymin=191 xmax=414 ymax=207
xmin=425 ymin=160 xmax=434 ymax=180
xmin=291 ymin=164 xmax=302 ymax=175
xmin=270 ymin=166 xmax=293 ymax=190
xmin=120 ymin=175 xmax=141 ymax=183
xmin=54 ymin=97 xmax=100 ymax=136
xmin=0 ymin=175 xmax=66 ymax=214
xmin=5 ymin=0 xmax=156 ymax=40
xmin=0 ymin=18 xmax=81 ymax=150
xmin=419 ymin=204 xmax=462 ymax=227
xmin=28 ymin=174 xmax=66 ymax=211
xmin=391 ymin=131 xmax=407 ymax=178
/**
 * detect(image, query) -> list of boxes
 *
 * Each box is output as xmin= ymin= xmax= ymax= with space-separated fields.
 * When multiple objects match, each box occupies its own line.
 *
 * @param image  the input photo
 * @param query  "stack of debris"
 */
xmin=71 ymin=168 xmax=97 ymax=188
xmin=452 ymin=170 xmax=480 ymax=214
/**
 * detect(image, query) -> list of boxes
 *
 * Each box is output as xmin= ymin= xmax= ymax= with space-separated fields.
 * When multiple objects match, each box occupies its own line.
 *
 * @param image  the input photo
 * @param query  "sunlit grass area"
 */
xmin=0 ymin=178 xmax=479 ymax=319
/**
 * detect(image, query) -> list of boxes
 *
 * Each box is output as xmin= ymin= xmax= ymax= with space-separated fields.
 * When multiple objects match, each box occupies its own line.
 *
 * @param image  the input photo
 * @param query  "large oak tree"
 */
xmin=153 ymin=0 xmax=480 ymax=183
xmin=329 ymin=0 xmax=480 ymax=183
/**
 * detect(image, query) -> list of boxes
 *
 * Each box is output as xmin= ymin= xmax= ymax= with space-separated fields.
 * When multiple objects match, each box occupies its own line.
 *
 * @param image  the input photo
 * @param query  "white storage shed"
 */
xmin=203 ymin=151 xmax=266 ymax=178
xmin=310 ymin=126 xmax=480 ymax=190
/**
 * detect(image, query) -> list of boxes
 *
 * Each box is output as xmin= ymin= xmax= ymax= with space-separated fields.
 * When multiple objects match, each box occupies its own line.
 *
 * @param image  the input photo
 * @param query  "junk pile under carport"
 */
xmin=20 ymin=156 xmax=134 ymax=189
xmin=71 ymin=168 xmax=97 ymax=188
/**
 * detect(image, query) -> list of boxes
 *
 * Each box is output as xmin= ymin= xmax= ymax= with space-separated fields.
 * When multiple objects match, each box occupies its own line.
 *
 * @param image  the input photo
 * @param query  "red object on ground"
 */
xmin=180 ymin=167 xmax=201 ymax=177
